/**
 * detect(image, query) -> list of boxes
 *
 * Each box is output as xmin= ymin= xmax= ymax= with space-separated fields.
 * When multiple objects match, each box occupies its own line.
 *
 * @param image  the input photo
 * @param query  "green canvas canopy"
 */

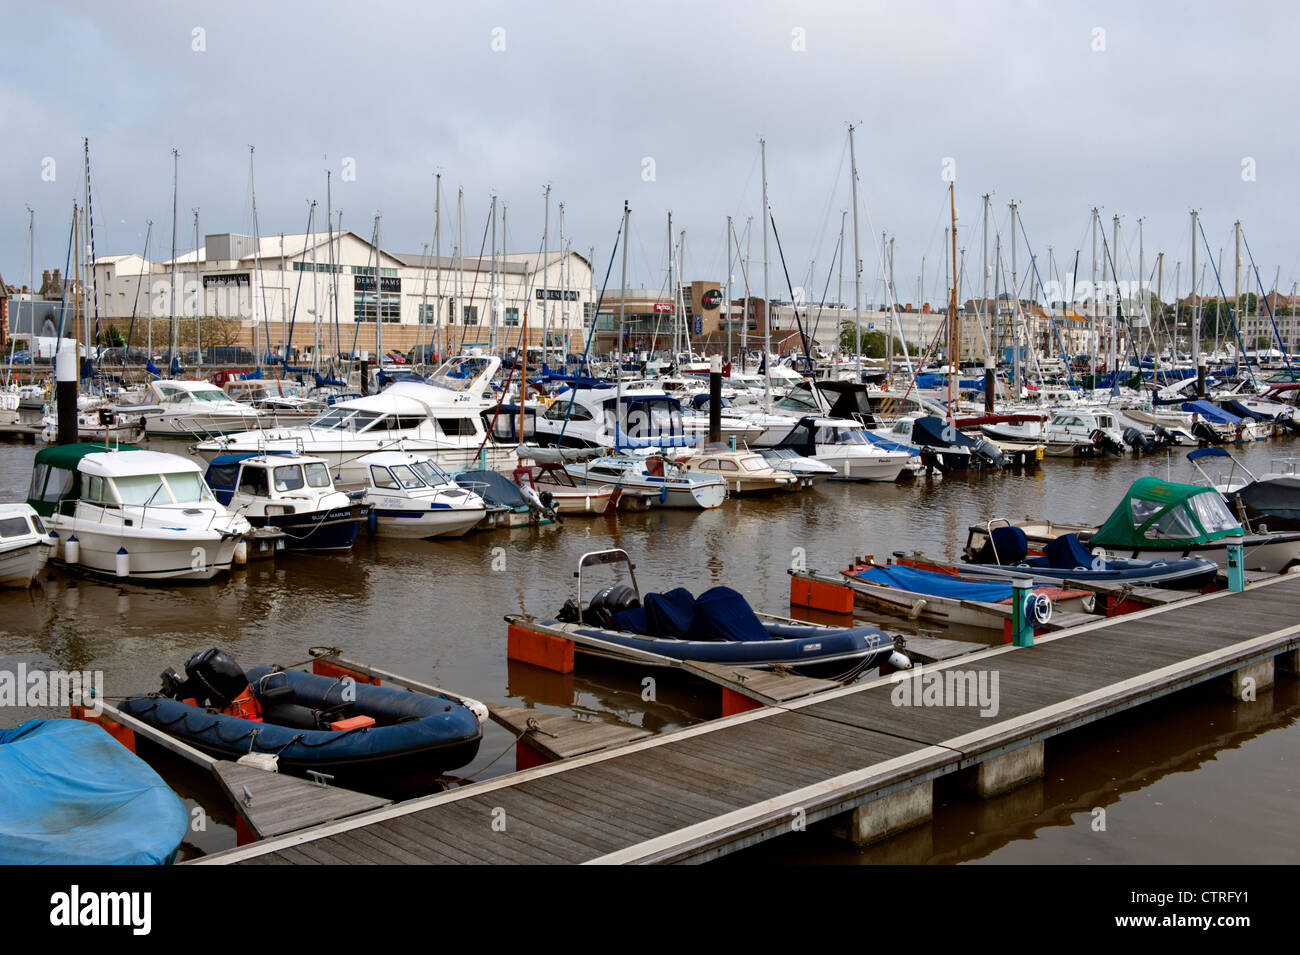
xmin=26 ymin=442 xmax=142 ymax=517
xmin=1091 ymin=477 xmax=1243 ymax=549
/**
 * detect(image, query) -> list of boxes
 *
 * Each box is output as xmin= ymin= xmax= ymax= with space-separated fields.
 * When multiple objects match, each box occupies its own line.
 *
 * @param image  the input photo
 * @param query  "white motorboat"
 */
xmin=195 ymin=367 xmax=515 ymax=472
xmin=202 ymin=452 xmax=364 ymax=551
xmin=0 ymin=503 xmax=55 ymax=587
xmin=1041 ymin=408 xmax=1127 ymax=457
xmin=128 ymin=380 xmax=267 ymax=437
xmin=769 ymin=416 xmax=911 ymax=481
xmin=27 ymin=443 xmax=251 ymax=581
xmin=335 ymin=451 xmax=487 ymax=538
xmin=565 ymin=452 xmax=726 ymax=509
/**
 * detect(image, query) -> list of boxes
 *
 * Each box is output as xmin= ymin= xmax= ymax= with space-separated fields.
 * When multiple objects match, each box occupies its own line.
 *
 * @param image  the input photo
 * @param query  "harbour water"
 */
xmin=1 ymin=436 xmax=1296 ymax=863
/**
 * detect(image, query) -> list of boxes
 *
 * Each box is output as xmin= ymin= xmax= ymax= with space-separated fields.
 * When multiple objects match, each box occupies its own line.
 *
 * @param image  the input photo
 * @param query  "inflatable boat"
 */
xmin=543 ymin=549 xmax=905 ymax=676
xmin=119 ymin=648 xmax=485 ymax=786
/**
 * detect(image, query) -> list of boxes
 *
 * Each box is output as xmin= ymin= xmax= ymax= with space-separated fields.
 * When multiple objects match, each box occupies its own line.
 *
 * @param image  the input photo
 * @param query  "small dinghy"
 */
xmin=0 ymin=718 xmax=187 ymax=864
xmin=119 ymin=648 xmax=486 ymax=787
xmin=958 ymin=526 xmax=1219 ymax=590
xmin=839 ymin=559 xmax=1095 ymax=631
xmin=540 ymin=549 xmax=905 ymax=676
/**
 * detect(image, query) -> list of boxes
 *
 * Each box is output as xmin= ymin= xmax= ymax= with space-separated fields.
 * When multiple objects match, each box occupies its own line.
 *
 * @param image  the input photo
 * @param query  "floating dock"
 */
xmin=195 ymin=573 xmax=1300 ymax=865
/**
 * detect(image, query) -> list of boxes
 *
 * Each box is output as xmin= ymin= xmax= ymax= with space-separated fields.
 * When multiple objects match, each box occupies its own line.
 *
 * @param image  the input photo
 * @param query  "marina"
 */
xmin=1 ymin=5 xmax=1298 ymax=905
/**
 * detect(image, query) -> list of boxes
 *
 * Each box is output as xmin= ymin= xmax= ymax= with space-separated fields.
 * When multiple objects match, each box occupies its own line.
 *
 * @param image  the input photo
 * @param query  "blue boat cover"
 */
xmin=862 ymin=430 xmax=919 ymax=455
xmin=0 ymin=719 xmax=186 ymax=865
xmin=911 ymin=416 xmax=977 ymax=448
xmin=1181 ymin=400 xmax=1242 ymax=425
xmin=1186 ymin=447 xmax=1231 ymax=462
xmin=688 ymin=586 xmax=770 ymax=642
xmin=1044 ymin=533 xmax=1096 ymax=570
xmin=1222 ymin=399 xmax=1270 ymax=421
xmin=988 ymin=526 xmax=1028 ymax=563
xmin=614 ymin=587 xmax=696 ymax=637
xmin=856 ymin=564 xmax=1013 ymax=603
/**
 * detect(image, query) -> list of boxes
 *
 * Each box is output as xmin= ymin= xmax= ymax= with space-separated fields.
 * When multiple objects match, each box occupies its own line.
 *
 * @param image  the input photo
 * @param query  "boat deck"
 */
xmin=195 ymin=573 xmax=1300 ymax=865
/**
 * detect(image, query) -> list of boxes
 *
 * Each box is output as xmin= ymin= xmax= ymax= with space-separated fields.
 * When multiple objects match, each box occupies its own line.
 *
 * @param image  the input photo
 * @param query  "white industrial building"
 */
xmin=91 ymin=231 xmax=594 ymax=360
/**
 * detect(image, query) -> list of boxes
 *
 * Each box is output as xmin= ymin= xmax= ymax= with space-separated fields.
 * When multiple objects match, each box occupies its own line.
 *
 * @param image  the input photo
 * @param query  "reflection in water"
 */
xmin=0 ymin=435 xmax=1297 ymax=861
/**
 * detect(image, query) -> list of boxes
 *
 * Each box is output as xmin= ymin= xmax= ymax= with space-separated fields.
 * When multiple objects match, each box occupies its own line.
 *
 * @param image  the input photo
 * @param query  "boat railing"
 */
xmin=983 ymin=517 xmax=1012 ymax=564
xmin=574 ymin=548 xmax=640 ymax=623
xmin=1270 ymin=458 xmax=1299 ymax=476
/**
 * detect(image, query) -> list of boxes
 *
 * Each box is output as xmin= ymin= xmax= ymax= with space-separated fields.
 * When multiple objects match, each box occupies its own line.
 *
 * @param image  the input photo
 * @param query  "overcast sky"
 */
xmin=4 ymin=0 xmax=1299 ymax=306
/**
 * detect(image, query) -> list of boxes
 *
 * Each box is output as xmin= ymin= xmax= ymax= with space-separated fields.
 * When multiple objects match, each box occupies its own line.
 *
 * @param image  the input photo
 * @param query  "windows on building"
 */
xmin=504 ymin=307 xmax=519 ymax=327
xmin=355 ymin=292 xmax=401 ymax=323
xmin=463 ymin=305 xmax=478 ymax=325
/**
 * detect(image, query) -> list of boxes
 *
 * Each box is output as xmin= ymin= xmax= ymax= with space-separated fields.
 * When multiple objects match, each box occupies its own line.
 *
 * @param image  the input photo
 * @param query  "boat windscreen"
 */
xmin=304 ymin=463 xmax=332 ymax=488
xmin=410 ymin=459 xmax=451 ymax=486
xmin=164 ymin=472 xmax=214 ymax=503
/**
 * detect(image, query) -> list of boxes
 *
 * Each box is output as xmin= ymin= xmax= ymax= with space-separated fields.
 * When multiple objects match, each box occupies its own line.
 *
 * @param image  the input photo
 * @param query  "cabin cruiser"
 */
xmin=125 ymin=379 xmax=266 ymax=437
xmin=194 ymin=379 xmax=514 ymax=473
xmin=771 ymin=416 xmax=911 ymax=481
xmin=758 ymin=447 xmax=836 ymax=485
xmin=0 ymin=503 xmax=55 ymax=587
xmin=565 ymin=452 xmax=726 ymax=509
xmin=336 ymin=451 xmax=487 ymax=538
xmin=531 ymin=384 xmax=695 ymax=452
xmin=1041 ymin=408 xmax=1127 ymax=457
xmin=681 ymin=394 xmax=766 ymax=446
xmin=27 ymin=443 xmax=251 ymax=581
xmin=203 ymin=452 xmax=364 ymax=551
xmin=681 ymin=446 xmax=801 ymax=495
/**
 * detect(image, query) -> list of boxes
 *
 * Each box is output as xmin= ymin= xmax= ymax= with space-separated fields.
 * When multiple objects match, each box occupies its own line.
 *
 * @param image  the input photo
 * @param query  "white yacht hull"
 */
xmin=0 ymin=540 xmax=54 ymax=588
xmin=47 ymin=520 xmax=241 ymax=581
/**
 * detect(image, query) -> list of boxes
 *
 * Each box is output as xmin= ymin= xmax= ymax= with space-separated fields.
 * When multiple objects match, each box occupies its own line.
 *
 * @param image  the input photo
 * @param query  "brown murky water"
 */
xmin=1 ymin=429 xmax=1296 ymax=863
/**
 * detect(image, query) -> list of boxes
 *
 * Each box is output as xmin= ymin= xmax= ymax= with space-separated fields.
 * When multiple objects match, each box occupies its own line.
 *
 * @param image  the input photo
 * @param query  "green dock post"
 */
xmin=1226 ymin=542 xmax=1245 ymax=592
xmin=1012 ymin=578 xmax=1035 ymax=647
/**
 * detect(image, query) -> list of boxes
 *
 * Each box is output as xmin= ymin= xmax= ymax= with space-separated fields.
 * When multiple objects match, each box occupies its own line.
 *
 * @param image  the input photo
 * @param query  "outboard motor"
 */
xmin=1090 ymin=428 xmax=1126 ymax=455
xmin=1122 ymin=426 xmax=1155 ymax=453
xmin=1191 ymin=420 xmax=1222 ymax=445
xmin=971 ymin=438 xmax=1007 ymax=469
xmin=160 ymin=647 xmax=248 ymax=709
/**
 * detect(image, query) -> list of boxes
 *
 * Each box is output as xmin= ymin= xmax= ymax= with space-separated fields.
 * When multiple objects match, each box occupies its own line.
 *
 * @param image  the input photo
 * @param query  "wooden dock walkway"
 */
xmin=195 ymin=573 xmax=1300 ymax=865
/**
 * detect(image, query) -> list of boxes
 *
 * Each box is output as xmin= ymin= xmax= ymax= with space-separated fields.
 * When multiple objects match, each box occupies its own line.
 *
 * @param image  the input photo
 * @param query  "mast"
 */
xmin=981 ymin=194 xmax=989 ymax=375
xmin=249 ymin=147 xmax=262 ymax=375
xmin=374 ymin=215 xmax=383 ymax=368
xmin=434 ymin=174 xmax=441 ymax=361
xmin=848 ymin=125 xmax=862 ymax=376
xmin=835 ymin=211 xmax=845 ymax=370
xmin=542 ymin=184 xmax=551 ymax=354
xmin=947 ymin=182 xmax=957 ymax=421
xmin=1010 ymin=200 xmax=1019 ymax=395
xmin=310 ymin=201 xmax=320 ymax=372
xmin=456 ymin=187 xmax=464 ymax=353
xmin=743 ymin=216 xmax=751 ymax=362
xmin=727 ymin=214 xmax=734 ymax=366
xmin=617 ymin=201 xmax=630 ymax=447
xmin=489 ymin=194 xmax=498 ymax=355
xmin=1090 ymin=207 xmax=1098 ymax=374
xmin=761 ymin=138 xmax=772 ymax=410
xmin=279 ymin=233 xmax=287 ymax=369
xmin=666 ymin=211 xmax=674 ymax=361
xmin=1191 ymin=210 xmax=1200 ymax=391
xmin=170 ymin=148 xmax=179 ymax=370
xmin=1111 ymin=214 xmax=1119 ymax=373
xmin=194 ymin=209 xmax=202 ymax=378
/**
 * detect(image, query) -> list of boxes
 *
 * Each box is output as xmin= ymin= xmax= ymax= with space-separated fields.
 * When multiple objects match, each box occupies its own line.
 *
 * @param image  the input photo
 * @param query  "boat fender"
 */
xmin=237 ymin=752 xmax=279 ymax=773
xmin=115 ymin=547 xmax=130 ymax=578
xmin=64 ymin=536 xmax=79 ymax=564
xmin=233 ymin=540 xmax=248 ymax=565
xmin=461 ymin=697 xmax=489 ymax=725
xmin=886 ymin=650 xmax=912 ymax=670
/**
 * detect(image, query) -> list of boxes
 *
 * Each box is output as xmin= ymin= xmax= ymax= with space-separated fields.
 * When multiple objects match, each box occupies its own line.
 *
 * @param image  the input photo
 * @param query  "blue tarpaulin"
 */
xmin=1181 ymin=400 xmax=1242 ymax=425
xmin=0 ymin=719 xmax=187 ymax=864
xmin=855 ymin=564 xmax=1013 ymax=603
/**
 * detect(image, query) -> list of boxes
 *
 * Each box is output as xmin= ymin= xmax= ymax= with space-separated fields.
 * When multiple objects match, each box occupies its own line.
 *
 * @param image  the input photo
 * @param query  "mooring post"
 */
xmin=56 ymin=344 xmax=78 ymax=446
xmin=1012 ymin=577 xmax=1035 ymax=647
xmin=1226 ymin=542 xmax=1245 ymax=592
xmin=983 ymin=355 xmax=995 ymax=413
xmin=708 ymin=355 xmax=722 ymax=445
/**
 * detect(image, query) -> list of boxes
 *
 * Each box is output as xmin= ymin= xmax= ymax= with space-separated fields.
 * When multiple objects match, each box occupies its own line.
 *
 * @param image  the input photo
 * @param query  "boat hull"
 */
xmin=369 ymin=503 xmax=487 ymax=538
xmin=47 ymin=522 xmax=240 ymax=581
xmin=0 ymin=539 xmax=53 ymax=588
xmin=249 ymin=505 xmax=364 ymax=552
